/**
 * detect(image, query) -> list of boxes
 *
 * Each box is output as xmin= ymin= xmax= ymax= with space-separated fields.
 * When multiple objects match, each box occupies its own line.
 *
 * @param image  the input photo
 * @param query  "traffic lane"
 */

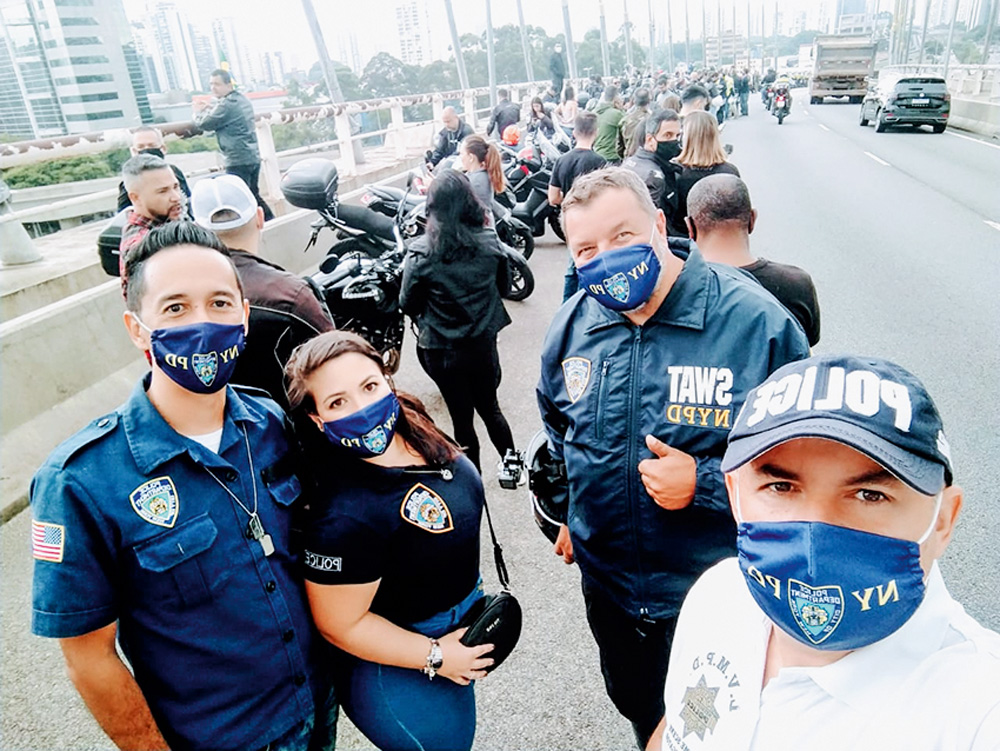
xmin=724 ymin=108 xmax=1000 ymax=629
xmin=800 ymin=99 xmax=1000 ymax=223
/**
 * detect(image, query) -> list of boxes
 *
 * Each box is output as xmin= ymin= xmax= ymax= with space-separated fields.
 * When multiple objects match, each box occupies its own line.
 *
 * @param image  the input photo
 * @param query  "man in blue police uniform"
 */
xmin=29 ymin=222 xmax=335 ymax=751
xmin=537 ymin=168 xmax=809 ymax=749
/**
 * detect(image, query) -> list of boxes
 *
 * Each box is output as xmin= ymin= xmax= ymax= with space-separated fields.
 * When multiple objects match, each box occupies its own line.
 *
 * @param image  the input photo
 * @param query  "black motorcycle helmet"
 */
xmin=526 ymin=430 xmax=569 ymax=543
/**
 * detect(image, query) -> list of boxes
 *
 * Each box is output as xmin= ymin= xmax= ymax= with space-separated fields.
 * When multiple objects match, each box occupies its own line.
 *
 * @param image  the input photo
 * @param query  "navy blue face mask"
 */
xmin=575 ymin=226 xmax=662 ymax=312
xmin=322 ymin=392 xmax=401 ymax=457
xmin=734 ymin=479 xmax=941 ymax=651
xmin=136 ymin=317 xmax=246 ymax=394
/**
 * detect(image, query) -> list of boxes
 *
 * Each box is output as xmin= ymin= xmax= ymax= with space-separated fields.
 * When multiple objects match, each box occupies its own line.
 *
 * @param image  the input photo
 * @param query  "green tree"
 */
xmin=360 ymin=52 xmax=420 ymax=97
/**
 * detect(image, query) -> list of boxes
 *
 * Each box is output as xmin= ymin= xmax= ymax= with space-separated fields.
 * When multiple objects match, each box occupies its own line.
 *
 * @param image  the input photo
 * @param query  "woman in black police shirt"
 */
xmin=286 ymin=331 xmax=493 ymax=751
xmin=400 ymin=169 xmax=516 ymax=473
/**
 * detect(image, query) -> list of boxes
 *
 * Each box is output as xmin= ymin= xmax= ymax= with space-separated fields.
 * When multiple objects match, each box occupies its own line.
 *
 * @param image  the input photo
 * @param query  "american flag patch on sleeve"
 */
xmin=31 ymin=520 xmax=65 ymax=563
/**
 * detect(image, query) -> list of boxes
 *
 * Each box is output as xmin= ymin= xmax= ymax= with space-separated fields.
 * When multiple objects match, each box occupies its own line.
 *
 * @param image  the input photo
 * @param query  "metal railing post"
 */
xmin=255 ymin=120 xmax=282 ymax=211
xmin=464 ymin=91 xmax=478 ymax=131
xmin=390 ymin=102 xmax=407 ymax=159
xmin=432 ymin=95 xmax=444 ymax=128
xmin=0 ymin=179 xmax=42 ymax=265
xmin=335 ymin=111 xmax=357 ymax=174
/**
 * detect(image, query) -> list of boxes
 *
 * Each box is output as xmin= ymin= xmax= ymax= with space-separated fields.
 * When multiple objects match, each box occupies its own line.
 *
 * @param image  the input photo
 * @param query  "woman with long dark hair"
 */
xmin=286 ymin=331 xmax=494 ymax=751
xmin=528 ymin=96 xmax=556 ymax=138
xmin=400 ymin=170 xmax=517 ymax=473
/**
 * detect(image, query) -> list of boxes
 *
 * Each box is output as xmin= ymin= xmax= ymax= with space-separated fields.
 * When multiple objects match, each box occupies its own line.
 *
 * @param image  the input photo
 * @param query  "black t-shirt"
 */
xmin=550 ymin=148 xmax=607 ymax=194
xmin=302 ymin=454 xmax=484 ymax=625
xmin=676 ymin=161 xmax=741 ymax=226
xmin=742 ymin=257 xmax=821 ymax=346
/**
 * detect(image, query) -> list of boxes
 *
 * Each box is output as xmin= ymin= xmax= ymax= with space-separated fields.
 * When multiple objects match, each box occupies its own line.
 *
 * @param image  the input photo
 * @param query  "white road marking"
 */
xmin=986 ymin=220 xmax=1000 ymax=232
xmin=864 ymin=151 xmax=891 ymax=167
xmin=818 ymin=124 xmax=830 ymax=132
xmin=947 ymin=131 xmax=1000 ymax=151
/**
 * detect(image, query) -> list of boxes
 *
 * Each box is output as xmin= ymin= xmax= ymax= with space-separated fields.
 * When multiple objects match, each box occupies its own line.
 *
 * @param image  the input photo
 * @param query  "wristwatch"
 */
xmin=423 ymin=638 xmax=443 ymax=680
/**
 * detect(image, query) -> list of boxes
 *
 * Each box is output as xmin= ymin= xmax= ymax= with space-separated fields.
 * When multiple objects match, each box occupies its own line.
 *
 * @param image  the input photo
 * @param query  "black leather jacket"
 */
xmin=400 ymin=229 xmax=511 ymax=349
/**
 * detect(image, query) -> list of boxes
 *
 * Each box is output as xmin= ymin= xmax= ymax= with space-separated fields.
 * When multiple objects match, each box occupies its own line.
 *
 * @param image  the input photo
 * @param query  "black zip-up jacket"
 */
xmin=486 ymin=100 xmax=521 ymax=139
xmin=194 ymin=90 xmax=261 ymax=167
xmin=400 ymin=229 xmax=511 ymax=349
xmin=621 ymin=148 xmax=685 ymax=236
xmin=537 ymin=241 xmax=809 ymax=619
xmin=429 ymin=119 xmax=474 ymax=166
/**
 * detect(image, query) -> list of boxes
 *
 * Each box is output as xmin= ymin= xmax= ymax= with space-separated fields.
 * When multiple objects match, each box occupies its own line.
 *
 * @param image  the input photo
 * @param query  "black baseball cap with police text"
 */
xmin=721 ymin=355 xmax=953 ymax=495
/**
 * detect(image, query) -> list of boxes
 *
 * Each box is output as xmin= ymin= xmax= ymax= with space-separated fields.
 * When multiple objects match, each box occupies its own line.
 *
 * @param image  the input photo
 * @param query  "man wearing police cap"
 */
xmin=649 ymin=354 xmax=1000 ymax=750
xmin=29 ymin=223 xmax=335 ymax=751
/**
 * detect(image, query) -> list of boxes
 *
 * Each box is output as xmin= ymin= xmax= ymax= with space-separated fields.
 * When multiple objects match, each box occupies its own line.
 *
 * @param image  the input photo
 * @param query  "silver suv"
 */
xmin=859 ymin=77 xmax=950 ymax=133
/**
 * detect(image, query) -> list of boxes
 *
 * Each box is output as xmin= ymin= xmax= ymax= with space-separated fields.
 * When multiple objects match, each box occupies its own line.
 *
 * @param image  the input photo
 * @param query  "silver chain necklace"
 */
xmin=202 ymin=424 xmax=274 ymax=557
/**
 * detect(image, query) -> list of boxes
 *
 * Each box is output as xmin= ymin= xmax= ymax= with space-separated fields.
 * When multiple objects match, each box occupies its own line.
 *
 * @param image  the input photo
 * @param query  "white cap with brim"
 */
xmin=191 ymin=174 xmax=258 ymax=232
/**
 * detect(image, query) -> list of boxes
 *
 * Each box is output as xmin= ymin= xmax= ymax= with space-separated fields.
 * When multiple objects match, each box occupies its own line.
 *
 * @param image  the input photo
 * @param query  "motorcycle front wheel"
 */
xmin=504 ymin=254 xmax=535 ymax=302
xmin=501 ymin=223 xmax=535 ymax=260
xmin=547 ymin=211 xmax=566 ymax=242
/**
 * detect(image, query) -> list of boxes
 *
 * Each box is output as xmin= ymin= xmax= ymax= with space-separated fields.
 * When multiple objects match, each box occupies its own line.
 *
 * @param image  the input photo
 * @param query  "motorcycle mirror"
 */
xmin=724 ymin=143 xmax=733 ymax=156
xmin=406 ymin=172 xmax=416 ymax=189
xmin=425 ymin=149 xmax=433 ymax=161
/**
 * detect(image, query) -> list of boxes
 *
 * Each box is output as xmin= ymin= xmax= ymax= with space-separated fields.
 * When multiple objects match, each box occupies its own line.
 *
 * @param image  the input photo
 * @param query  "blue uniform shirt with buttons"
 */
xmin=30 ymin=376 xmax=320 ymax=751
xmin=537 ymin=240 xmax=810 ymax=620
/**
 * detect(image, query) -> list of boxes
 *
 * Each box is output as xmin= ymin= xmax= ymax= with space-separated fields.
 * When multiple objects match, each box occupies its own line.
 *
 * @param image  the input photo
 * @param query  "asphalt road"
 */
xmin=2 ymin=96 xmax=999 ymax=750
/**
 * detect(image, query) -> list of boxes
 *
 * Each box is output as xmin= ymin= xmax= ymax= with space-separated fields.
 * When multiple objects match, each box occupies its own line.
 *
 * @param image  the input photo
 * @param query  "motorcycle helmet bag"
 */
xmin=280 ymin=158 xmax=339 ymax=210
xmin=526 ymin=430 xmax=568 ymax=543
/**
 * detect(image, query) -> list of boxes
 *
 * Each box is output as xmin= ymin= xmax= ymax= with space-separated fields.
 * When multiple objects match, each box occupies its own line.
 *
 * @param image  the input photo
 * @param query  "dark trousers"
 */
xmin=417 ymin=337 xmax=514 ymax=471
xmin=582 ymin=577 xmax=678 ymax=751
xmin=226 ymin=162 xmax=275 ymax=221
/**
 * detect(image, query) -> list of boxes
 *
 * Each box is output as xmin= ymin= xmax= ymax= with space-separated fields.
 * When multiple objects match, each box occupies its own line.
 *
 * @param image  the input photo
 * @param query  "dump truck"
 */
xmin=809 ymin=34 xmax=877 ymax=104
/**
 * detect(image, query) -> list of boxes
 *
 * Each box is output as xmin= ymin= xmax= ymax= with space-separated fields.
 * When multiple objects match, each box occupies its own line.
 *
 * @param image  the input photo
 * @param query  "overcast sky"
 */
xmin=121 ymin=1 xmax=878 ymax=73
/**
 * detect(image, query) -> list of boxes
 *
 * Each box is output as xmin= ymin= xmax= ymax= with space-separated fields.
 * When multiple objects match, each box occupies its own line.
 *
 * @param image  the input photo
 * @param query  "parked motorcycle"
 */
xmin=364 ymin=172 xmax=535 ymax=302
xmin=497 ymin=130 xmax=566 ymax=242
xmin=281 ymin=158 xmax=407 ymax=372
xmin=363 ymin=171 xmax=535 ymax=261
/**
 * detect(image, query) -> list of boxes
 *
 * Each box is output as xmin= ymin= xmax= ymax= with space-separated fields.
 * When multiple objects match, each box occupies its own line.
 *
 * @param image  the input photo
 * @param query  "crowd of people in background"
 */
xmin=27 ymin=54 xmax=1000 ymax=751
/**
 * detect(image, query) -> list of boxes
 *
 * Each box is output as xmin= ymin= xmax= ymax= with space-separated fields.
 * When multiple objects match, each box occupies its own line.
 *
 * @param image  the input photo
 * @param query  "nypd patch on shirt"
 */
xmin=129 ymin=476 xmax=179 ymax=528
xmin=400 ymin=483 xmax=453 ymax=533
xmin=561 ymin=357 xmax=592 ymax=403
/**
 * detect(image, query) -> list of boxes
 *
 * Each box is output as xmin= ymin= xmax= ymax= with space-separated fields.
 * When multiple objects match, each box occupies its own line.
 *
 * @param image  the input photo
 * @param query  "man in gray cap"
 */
xmin=191 ymin=174 xmax=332 ymax=409
xmin=648 ymin=354 xmax=1000 ymax=750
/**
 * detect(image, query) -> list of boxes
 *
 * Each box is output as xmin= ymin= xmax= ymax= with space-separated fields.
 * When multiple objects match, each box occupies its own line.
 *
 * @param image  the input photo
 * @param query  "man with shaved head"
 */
xmin=686 ymin=174 xmax=821 ymax=346
xmin=428 ymin=106 xmax=474 ymax=167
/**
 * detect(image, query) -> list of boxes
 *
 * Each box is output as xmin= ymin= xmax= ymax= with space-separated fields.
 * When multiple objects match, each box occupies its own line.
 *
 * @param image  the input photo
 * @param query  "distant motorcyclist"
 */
xmin=429 ymin=107 xmax=474 ymax=168
xmin=772 ymin=78 xmax=793 ymax=111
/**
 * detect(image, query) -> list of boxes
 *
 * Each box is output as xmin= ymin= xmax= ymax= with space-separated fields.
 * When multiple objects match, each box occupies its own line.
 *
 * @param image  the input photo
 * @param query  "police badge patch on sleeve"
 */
xmin=129 ymin=476 xmax=179 ymax=528
xmin=400 ymin=483 xmax=454 ymax=533
xmin=561 ymin=357 xmax=592 ymax=403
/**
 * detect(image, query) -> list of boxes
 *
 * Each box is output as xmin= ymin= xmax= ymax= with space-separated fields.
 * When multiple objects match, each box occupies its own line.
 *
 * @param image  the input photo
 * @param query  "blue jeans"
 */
xmin=339 ymin=583 xmax=484 ymax=751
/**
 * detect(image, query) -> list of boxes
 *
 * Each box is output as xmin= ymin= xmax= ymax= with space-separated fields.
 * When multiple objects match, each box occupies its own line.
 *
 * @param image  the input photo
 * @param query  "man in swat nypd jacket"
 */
xmin=537 ymin=168 xmax=809 ymax=749
xmin=29 ymin=223 xmax=335 ymax=751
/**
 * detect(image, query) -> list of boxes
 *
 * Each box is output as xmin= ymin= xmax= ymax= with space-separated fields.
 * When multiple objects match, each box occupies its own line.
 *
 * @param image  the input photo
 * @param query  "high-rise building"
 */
xmin=148 ymin=1 xmax=201 ymax=91
xmin=0 ymin=0 xmax=152 ymax=140
xmin=211 ymin=17 xmax=247 ymax=86
xmin=394 ymin=0 xmax=431 ymax=66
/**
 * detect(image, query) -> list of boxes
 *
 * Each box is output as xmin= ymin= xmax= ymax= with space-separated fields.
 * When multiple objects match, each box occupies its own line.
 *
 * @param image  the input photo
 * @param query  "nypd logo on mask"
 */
xmin=192 ymin=352 xmax=218 ymax=388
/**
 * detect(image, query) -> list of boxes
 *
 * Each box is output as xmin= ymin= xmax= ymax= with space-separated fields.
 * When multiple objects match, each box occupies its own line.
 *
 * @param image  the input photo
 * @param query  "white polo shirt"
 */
xmin=661 ymin=558 xmax=1000 ymax=751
